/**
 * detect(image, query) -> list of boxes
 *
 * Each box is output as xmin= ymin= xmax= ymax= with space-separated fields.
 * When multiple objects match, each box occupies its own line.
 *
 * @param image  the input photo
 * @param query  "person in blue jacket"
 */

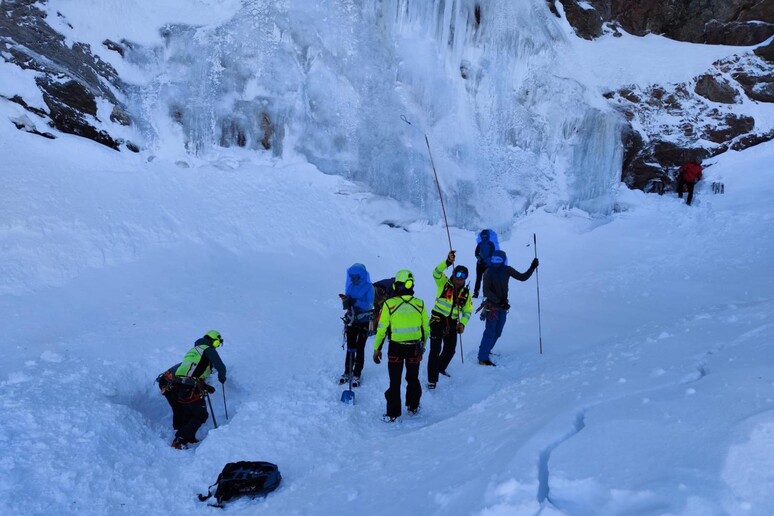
xmin=338 ymin=263 xmax=374 ymax=387
xmin=473 ymin=229 xmax=499 ymax=298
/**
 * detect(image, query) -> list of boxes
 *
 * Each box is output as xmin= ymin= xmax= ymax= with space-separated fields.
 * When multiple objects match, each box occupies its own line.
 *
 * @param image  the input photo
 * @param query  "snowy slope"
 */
xmin=3 ymin=105 xmax=774 ymax=515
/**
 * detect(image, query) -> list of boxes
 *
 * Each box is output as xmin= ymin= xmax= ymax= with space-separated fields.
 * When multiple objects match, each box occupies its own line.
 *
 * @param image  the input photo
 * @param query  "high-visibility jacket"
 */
xmin=175 ymin=337 xmax=227 ymax=382
xmin=431 ymin=260 xmax=473 ymax=325
xmin=373 ymin=295 xmax=430 ymax=351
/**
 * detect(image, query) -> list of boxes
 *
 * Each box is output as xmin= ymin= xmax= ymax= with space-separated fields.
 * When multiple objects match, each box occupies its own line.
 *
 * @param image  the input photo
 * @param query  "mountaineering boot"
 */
xmin=338 ymin=373 xmax=349 ymax=385
xmin=407 ymin=405 xmax=420 ymax=415
xmin=478 ymin=359 xmax=496 ymax=367
xmin=382 ymin=414 xmax=397 ymax=423
xmin=351 ymin=376 xmax=361 ymax=388
xmin=427 ymin=382 xmax=436 ymax=390
xmin=171 ymin=437 xmax=188 ymax=450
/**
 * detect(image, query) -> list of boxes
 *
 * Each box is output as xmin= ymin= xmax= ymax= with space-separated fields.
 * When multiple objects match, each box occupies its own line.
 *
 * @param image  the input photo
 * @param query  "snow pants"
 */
xmin=163 ymin=390 xmax=186 ymax=430
xmin=677 ymin=179 xmax=696 ymax=205
xmin=175 ymin=385 xmax=209 ymax=444
xmin=385 ymin=341 xmax=423 ymax=418
xmin=478 ymin=310 xmax=507 ymax=361
xmin=473 ymin=261 xmax=487 ymax=295
xmin=343 ymin=322 xmax=369 ymax=377
xmin=427 ymin=316 xmax=457 ymax=383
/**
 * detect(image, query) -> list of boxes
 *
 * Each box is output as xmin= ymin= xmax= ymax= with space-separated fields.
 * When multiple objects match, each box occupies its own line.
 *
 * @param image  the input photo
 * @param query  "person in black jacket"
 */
xmin=477 ymin=250 xmax=538 ymax=366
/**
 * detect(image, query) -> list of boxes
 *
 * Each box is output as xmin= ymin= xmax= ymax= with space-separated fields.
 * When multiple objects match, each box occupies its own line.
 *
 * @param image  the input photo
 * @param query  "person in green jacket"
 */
xmin=427 ymin=250 xmax=473 ymax=389
xmin=171 ymin=330 xmax=227 ymax=449
xmin=372 ymin=270 xmax=430 ymax=421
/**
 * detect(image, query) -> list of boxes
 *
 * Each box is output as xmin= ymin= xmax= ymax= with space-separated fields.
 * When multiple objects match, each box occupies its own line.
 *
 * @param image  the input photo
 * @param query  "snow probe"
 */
xmin=533 ymin=233 xmax=543 ymax=354
xmin=341 ymin=348 xmax=355 ymax=404
xmin=400 ymin=114 xmax=453 ymax=252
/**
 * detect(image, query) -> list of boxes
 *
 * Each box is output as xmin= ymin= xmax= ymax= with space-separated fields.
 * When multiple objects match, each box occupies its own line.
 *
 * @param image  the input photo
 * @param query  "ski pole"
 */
xmin=533 ymin=233 xmax=543 ymax=354
xmin=222 ymin=383 xmax=229 ymax=420
xmin=206 ymin=392 xmax=218 ymax=429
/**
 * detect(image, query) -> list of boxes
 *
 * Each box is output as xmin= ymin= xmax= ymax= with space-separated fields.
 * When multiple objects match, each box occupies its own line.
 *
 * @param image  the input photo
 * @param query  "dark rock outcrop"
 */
xmin=609 ymin=49 xmax=774 ymax=191
xmin=556 ymin=0 xmax=774 ymax=46
xmin=755 ymin=39 xmax=774 ymax=62
xmin=557 ymin=0 xmax=603 ymax=40
xmin=0 ymin=0 xmax=131 ymax=149
xmin=694 ymin=74 xmax=740 ymax=104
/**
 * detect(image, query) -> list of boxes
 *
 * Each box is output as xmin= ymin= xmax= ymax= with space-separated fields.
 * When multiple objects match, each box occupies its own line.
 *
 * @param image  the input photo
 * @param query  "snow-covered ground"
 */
xmin=3 ymin=2 xmax=774 ymax=515
xmin=2 ymin=117 xmax=773 ymax=515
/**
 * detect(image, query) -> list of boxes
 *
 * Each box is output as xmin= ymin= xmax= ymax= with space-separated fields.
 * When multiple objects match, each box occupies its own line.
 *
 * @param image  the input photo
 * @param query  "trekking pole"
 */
xmin=206 ymin=392 xmax=219 ymax=429
xmin=222 ymin=383 xmax=229 ymax=420
xmin=400 ymin=114 xmax=453 ymax=252
xmin=533 ymin=233 xmax=543 ymax=354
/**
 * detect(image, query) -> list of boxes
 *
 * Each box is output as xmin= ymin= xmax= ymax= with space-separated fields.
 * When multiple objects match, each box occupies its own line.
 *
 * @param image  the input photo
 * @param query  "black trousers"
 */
xmin=385 ymin=341 xmax=422 ymax=418
xmin=427 ymin=316 xmax=457 ymax=383
xmin=474 ymin=261 xmax=487 ymax=294
xmin=163 ymin=390 xmax=186 ymax=430
xmin=343 ymin=322 xmax=369 ymax=377
xmin=175 ymin=385 xmax=209 ymax=444
xmin=677 ymin=179 xmax=696 ymax=205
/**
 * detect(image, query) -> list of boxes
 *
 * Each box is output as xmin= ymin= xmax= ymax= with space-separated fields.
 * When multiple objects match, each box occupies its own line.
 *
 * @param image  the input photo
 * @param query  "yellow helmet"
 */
xmin=205 ymin=330 xmax=224 ymax=347
xmin=394 ymin=269 xmax=414 ymax=290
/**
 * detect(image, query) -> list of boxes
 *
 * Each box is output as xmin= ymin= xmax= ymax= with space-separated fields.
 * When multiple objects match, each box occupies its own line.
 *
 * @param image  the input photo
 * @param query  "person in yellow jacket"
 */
xmin=170 ymin=330 xmax=227 ymax=449
xmin=372 ymin=269 xmax=430 ymax=422
xmin=427 ymin=250 xmax=473 ymax=389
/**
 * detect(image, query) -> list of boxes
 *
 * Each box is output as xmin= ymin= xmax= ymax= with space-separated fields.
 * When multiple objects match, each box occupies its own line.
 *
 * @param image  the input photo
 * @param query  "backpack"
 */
xmin=198 ymin=461 xmax=281 ymax=507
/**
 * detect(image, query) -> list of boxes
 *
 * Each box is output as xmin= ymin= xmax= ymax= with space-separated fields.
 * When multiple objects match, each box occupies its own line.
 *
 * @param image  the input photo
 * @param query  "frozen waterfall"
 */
xmin=126 ymin=0 xmax=623 ymax=230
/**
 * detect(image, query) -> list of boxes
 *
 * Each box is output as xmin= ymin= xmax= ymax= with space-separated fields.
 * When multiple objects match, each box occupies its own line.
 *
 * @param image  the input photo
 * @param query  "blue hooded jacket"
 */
xmin=343 ymin=263 xmax=374 ymax=324
xmin=475 ymin=229 xmax=500 ymax=266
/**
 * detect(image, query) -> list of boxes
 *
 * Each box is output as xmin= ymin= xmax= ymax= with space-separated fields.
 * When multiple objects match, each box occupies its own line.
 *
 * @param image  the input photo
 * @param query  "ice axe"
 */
xmin=341 ymin=348 xmax=356 ymax=405
xmin=340 ymin=313 xmax=356 ymax=404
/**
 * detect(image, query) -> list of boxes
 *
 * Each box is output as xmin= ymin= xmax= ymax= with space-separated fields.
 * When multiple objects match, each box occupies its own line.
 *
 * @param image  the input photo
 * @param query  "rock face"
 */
xmin=553 ymin=0 xmax=774 ymax=192
xmin=0 ymin=0 xmax=134 ymax=150
xmin=557 ymin=0 xmax=774 ymax=45
xmin=605 ymin=50 xmax=774 ymax=191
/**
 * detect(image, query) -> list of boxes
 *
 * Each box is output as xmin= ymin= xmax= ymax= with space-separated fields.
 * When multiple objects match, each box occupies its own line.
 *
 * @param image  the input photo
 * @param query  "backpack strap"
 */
xmin=197 ymin=481 xmax=218 ymax=502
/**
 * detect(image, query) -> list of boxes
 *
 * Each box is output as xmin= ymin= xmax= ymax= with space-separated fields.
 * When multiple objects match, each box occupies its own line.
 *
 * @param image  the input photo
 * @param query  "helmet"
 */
xmin=393 ymin=269 xmax=414 ymax=290
xmin=205 ymin=330 xmax=224 ymax=347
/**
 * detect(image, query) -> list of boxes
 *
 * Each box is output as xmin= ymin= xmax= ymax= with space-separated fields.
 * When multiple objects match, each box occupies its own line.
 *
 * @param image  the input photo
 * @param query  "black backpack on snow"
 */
xmin=198 ymin=461 xmax=281 ymax=507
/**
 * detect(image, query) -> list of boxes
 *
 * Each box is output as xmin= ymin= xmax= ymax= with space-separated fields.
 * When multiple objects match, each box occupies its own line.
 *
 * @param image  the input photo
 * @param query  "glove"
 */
xmin=420 ymin=342 xmax=426 ymax=355
xmin=446 ymin=250 xmax=456 ymax=266
xmin=204 ymin=383 xmax=216 ymax=394
xmin=456 ymin=323 xmax=465 ymax=334
xmin=373 ymin=350 xmax=382 ymax=364
xmin=338 ymin=293 xmax=347 ymax=300
xmin=500 ymin=302 xmax=511 ymax=310
xmin=531 ymin=258 xmax=539 ymax=270
xmin=219 ymin=375 xmax=226 ymax=384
